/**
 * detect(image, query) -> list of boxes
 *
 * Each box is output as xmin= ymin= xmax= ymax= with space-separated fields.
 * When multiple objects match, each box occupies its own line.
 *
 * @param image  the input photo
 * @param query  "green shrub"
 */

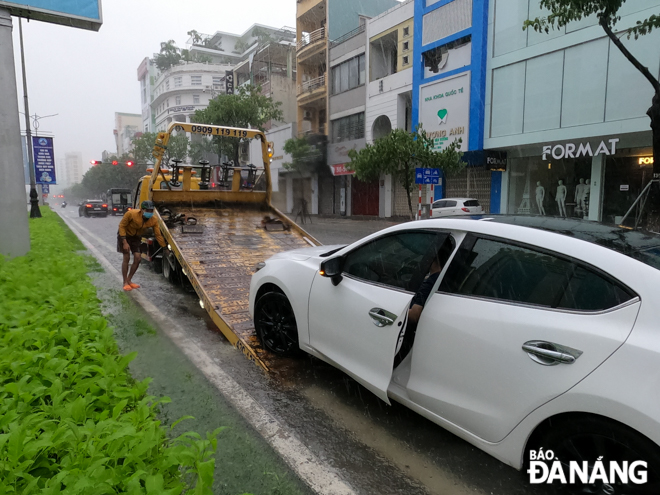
xmin=0 ymin=210 xmax=219 ymax=494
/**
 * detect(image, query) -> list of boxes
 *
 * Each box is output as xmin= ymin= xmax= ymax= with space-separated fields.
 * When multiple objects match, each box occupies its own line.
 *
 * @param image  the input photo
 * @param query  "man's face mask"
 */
xmin=143 ymin=211 xmax=154 ymax=219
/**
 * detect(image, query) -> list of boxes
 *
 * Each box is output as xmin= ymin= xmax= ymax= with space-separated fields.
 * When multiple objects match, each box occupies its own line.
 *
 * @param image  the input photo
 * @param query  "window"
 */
xmin=191 ymin=75 xmax=202 ymax=85
xmin=331 ymin=112 xmax=365 ymax=143
xmin=166 ymin=99 xmax=169 ymax=108
xmin=193 ymin=94 xmax=200 ymax=104
xmin=212 ymin=76 xmax=221 ymax=85
xmin=331 ymin=54 xmax=366 ymax=95
xmin=165 ymin=79 xmax=170 ymax=91
xmin=175 ymin=96 xmax=181 ymax=105
xmin=463 ymin=200 xmax=480 ymax=207
xmin=403 ymin=55 xmax=409 ymax=66
xmin=344 ymin=232 xmax=450 ymax=291
xmin=403 ymin=26 xmax=410 ymax=37
xmin=403 ymin=41 xmax=409 ymax=51
xmin=440 ymin=236 xmax=635 ymax=311
xmin=174 ymin=76 xmax=182 ymax=88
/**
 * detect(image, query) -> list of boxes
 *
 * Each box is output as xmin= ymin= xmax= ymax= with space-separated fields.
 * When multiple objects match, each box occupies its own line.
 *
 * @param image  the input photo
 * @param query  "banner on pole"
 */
xmin=33 ymin=136 xmax=57 ymax=185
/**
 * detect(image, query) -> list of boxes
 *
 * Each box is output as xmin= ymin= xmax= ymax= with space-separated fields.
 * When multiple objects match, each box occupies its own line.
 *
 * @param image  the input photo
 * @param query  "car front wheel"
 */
xmin=254 ymin=291 xmax=299 ymax=355
xmin=532 ymin=416 xmax=660 ymax=495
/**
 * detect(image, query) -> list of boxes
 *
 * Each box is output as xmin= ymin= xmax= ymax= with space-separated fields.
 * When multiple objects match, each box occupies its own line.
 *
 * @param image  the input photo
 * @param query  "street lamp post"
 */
xmin=18 ymin=17 xmax=40 ymax=218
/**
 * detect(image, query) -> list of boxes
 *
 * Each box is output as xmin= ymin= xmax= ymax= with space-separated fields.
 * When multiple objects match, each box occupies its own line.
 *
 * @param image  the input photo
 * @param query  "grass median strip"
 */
xmin=0 ymin=210 xmax=219 ymax=494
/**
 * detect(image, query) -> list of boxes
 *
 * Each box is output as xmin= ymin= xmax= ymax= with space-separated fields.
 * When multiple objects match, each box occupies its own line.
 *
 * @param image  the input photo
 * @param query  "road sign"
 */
xmin=415 ymin=168 xmax=440 ymax=184
xmin=33 ymin=136 xmax=57 ymax=184
xmin=41 ymin=183 xmax=49 ymax=194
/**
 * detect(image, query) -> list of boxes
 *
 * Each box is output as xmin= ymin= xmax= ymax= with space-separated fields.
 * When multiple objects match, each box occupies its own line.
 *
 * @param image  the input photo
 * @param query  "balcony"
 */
xmin=297 ymin=27 xmax=326 ymax=53
xmin=297 ymin=74 xmax=325 ymax=96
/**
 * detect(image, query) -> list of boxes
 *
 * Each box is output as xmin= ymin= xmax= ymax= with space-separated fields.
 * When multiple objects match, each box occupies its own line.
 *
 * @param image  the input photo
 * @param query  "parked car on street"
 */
xmin=430 ymin=197 xmax=483 ymax=217
xmin=250 ymin=216 xmax=660 ymax=491
xmin=78 ymin=200 xmax=108 ymax=217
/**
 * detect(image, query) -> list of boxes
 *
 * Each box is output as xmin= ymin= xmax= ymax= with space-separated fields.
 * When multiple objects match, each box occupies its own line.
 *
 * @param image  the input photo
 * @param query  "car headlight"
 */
xmin=253 ymin=261 xmax=266 ymax=273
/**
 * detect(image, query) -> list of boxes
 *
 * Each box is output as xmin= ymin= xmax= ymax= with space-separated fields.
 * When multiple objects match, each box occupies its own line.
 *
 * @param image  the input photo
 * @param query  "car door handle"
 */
xmin=522 ymin=341 xmax=583 ymax=366
xmin=369 ymin=308 xmax=396 ymax=327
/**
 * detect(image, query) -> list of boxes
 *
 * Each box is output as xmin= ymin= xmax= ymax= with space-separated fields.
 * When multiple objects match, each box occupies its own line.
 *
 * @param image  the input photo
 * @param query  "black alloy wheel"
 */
xmin=534 ymin=417 xmax=660 ymax=495
xmin=254 ymin=291 xmax=299 ymax=355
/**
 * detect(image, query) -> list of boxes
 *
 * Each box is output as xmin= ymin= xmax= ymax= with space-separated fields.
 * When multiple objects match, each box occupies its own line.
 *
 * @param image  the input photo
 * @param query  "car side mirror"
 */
xmin=320 ymin=257 xmax=343 ymax=286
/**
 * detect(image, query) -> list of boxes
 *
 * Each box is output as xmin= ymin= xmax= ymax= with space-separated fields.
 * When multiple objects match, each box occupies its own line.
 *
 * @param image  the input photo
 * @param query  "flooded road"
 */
xmin=58 ymin=208 xmax=561 ymax=495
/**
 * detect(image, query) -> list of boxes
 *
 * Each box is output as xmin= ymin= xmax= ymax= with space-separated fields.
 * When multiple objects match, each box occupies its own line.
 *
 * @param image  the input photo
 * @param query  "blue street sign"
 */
xmin=33 ymin=137 xmax=57 ymax=185
xmin=416 ymin=168 xmax=440 ymax=184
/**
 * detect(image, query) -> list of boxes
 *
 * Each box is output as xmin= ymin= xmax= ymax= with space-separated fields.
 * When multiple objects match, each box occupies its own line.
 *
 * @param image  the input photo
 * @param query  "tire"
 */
xmin=532 ymin=416 xmax=660 ymax=494
xmin=162 ymin=256 xmax=174 ymax=282
xmin=152 ymin=257 xmax=163 ymax=274
xmin=254 ymin=291 xmax=299 ymax=355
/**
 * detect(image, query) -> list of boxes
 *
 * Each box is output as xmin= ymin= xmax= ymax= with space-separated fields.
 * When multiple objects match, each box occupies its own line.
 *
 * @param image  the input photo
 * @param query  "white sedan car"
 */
xmin=431 ymin=197 xmax=483 ymax=217
xmin=249 ymin=216 xmax=660 ymax=491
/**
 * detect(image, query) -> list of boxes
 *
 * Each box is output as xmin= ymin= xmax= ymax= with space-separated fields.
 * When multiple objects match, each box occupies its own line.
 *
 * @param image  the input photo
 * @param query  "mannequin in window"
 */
xmin=575 ymin=178 xmax=587 ymax=214
xmin=535 ymin=181 xmax=546 ymax=215
xmin=555 ymin=180 xmax=567 ymax=217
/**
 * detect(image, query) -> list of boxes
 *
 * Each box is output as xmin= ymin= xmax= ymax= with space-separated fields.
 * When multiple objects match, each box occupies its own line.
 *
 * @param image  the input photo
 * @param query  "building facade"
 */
xmin=64 ymin=152 xmax=83 ymax=186
xmin=484 ymin=0 xmax=660 ymax=223
xmin=413 ymin=0 xmax=491 ymax=211
xmin=114 ymin=112 xmax=142 ymax=157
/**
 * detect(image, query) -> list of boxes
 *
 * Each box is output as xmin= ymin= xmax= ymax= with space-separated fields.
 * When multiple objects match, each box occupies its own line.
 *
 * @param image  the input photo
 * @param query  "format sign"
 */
xmin=0 ymin=0 xmax=103 ymax=31
xmin=420 ymin=71 xmax=470 ymax=153
xmin=415 ymin=168 xmax=440 ymax=185
xmin=32 ymin=136 xmax=56 ymax=185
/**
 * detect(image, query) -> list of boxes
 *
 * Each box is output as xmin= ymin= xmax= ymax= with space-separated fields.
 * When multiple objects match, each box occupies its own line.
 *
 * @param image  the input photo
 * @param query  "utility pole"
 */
xmin=0 ymin=8 xmax=31 ymax=257
xmin=19 ymin=17 xmax=42 ymax=217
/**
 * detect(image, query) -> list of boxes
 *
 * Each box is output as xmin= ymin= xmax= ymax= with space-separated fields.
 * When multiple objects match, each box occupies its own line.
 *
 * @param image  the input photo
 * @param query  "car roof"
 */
xmin=434 ymin=198 xmax=477 ymax=202
xmin=427 ymin=215 xmax=660 ymax=269
xmin=86 ymin=199 xmax=104 ymax=203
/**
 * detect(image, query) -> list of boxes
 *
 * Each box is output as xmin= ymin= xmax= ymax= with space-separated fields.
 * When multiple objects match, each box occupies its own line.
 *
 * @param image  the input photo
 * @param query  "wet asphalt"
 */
xmin=55 ymin=206 xmax=563 ymax=495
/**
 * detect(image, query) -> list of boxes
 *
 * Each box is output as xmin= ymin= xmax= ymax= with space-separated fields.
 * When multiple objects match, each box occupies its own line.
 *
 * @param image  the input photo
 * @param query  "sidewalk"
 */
xmin=295 ymin=215 xmax=409 ymax=245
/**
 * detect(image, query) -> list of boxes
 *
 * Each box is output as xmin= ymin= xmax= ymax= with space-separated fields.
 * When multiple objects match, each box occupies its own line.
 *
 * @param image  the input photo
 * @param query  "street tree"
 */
xmin=193 ymin=84 xmax=283 ymax=164
xmin=347 ymin=126 xmax=464 ymax=219
xmin=282 ymin=136 xmax=324 ymax=177
xmin=131 ymin=132 xmax=190 ymax=167
xmin=524 ymin=0 xmax=660 ymax=226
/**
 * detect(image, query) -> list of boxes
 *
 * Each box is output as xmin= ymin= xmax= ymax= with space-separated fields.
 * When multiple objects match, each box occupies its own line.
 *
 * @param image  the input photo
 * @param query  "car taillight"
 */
xmin=85 ymin=204 xmax=92 ymax=207
xmin=113 ymin=208 xmax=117 ymax=210
xmin=102 ymin=204 xmax=107 ymax=208
xmin=461 ymin=207 xmax=470 ymax=212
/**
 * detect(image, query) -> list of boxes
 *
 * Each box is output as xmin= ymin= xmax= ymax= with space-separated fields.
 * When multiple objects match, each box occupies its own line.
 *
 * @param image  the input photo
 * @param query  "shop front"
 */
xmin=499 ymin=132 xmax=653 ymax=225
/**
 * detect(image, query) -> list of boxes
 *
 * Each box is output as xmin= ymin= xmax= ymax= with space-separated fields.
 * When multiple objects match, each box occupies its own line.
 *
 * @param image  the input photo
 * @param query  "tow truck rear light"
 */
xmin=461 ymin=207 xmax=470 ymax=212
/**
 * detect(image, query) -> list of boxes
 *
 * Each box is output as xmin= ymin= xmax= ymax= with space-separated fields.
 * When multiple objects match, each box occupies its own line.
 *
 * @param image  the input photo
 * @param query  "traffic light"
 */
xmin=112 ymin=160 xmax=118 ymax=165
xmin=126 ymin=161 xmax=134 ymax=167
xmin=90 ymin=160 xmax=102 ymax=165
xmin=267 ymin=142 xmax=274 ymax=163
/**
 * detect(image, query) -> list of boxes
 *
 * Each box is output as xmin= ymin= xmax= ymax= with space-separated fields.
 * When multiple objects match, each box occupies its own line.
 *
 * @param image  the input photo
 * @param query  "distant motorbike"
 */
xmin=61 ymin=201 xmax=67 ymax=208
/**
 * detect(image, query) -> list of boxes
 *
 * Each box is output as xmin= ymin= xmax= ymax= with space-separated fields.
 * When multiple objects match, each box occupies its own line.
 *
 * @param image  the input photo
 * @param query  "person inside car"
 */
xmin=395 ymin=238 xmax=455 ymax=366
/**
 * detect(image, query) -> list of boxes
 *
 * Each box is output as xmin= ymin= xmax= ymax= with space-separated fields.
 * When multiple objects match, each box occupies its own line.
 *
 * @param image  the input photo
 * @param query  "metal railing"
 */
xmin=330 ymin=24 xmax=365 ymax=48
xmin=297 ymin=74 xmax=326 ymax=95
xmin=297 ymin=27 xmax=325 ymax=51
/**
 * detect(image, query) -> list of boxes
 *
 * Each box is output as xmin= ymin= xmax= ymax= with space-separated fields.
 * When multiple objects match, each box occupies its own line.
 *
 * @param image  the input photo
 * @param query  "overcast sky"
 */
xmin=10 ymin=0 xmax=297 ymax=174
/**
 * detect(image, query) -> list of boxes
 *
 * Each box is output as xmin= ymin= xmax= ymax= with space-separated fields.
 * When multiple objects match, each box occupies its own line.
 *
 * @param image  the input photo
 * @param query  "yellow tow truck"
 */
xmin=134 ymin=122 xmax=320 ymax=370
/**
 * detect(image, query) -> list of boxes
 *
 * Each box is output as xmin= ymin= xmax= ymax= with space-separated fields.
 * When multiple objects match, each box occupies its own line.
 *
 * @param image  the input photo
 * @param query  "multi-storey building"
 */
xmin=137 ymin=57 xmax=158 ymax=133
xmin=484 ymin=0 xmax=660 ymax=223
xmin=114 ymin=112 xmax=142 ymax=157
xmin=64 ymin=151 xmax=83 ymax=186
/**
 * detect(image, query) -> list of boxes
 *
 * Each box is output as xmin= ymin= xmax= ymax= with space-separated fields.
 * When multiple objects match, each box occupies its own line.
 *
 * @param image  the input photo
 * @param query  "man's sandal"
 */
xmin=123 ymin=284 xmax=133 ymax=291
xmin=129 ymin=283 xmax=140 ymax=289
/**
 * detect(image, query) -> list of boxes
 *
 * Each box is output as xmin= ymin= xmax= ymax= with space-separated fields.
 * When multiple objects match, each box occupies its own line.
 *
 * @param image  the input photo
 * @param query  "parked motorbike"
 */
xmin=61 ymin=201 xmax=67 ymax=208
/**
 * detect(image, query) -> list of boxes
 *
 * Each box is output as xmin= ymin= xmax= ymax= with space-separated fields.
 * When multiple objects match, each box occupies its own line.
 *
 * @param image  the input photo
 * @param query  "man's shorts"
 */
xmin=117 ymin=234 xmax=142 ymax=254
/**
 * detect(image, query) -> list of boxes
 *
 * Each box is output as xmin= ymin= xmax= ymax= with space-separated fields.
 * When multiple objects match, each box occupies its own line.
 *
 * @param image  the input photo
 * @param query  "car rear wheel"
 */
xmin=254 ymin=291 xmax=299 ymax=355
xmin=532 ymin=416 xmax=660 ymax=494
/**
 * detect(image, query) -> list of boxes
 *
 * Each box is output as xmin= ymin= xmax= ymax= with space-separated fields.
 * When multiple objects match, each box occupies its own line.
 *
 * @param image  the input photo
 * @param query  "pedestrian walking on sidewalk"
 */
xmin=117 ymin=200 xmax=167 ymax=291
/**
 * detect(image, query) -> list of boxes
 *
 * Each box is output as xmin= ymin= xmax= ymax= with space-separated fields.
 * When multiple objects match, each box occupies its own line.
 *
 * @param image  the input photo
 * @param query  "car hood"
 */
xmin=267 ymin=244 xmax=346 ymax=262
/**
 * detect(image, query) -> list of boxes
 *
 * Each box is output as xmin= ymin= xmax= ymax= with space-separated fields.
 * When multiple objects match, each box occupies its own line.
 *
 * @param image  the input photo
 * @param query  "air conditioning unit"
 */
xmin=303 ymin=110 xmax=313 ymax=120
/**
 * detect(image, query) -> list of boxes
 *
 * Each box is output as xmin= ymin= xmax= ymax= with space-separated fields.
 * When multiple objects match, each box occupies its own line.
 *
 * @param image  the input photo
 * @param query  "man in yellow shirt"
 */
xmin=117 ymin=200 xmax=167 ymax=291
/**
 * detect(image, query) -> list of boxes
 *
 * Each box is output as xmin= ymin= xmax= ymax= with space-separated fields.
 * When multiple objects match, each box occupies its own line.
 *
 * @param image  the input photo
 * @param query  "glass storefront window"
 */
xmin=507 ymin=156 xmax=592 ymax=217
